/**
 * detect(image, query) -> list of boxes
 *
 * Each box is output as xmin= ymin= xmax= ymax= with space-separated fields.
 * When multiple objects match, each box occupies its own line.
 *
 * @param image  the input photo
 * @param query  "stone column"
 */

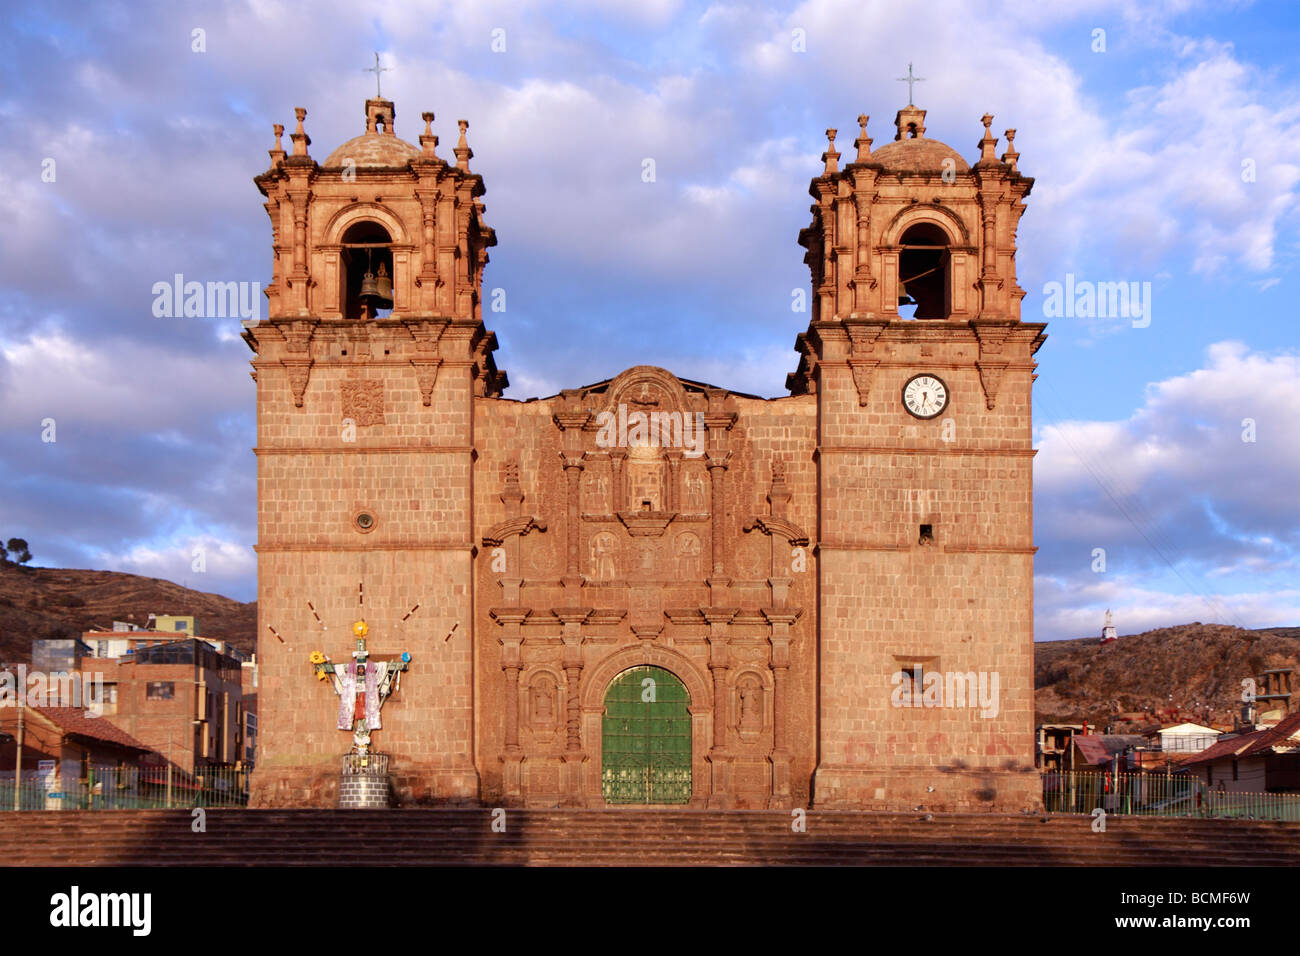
xmin=703 ymin=608 xmax=738 ymax=808
xmin=664 ymin=450 xmax=682 ymax=513
xmin=491 ymin=608 xmax=529 ymax=803
xmin=554 ymin=609 xmax=592 ymax=805
xmin=561 ymin=453 xmax=583 ymax=582
xmin=552 ymin=409 xmax=590 ymax=594
xmin=763 ymin=609 xmax=799 ymax=808
xmin=852 ymin=184 xmax=875 ymax=314
xmin=977 ymin=189 xmax=1003 ymax=316
xmin=609 ymin=450 xmax=627 ymax=514
xmin=286 ymin=183 xmax=311 ymax=316
xmin=706 ymin=451 xmax=730 ymax=573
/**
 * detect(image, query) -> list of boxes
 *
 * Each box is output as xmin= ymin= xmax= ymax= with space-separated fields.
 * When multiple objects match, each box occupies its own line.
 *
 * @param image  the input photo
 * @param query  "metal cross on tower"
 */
xmin=363 ymin=51 xmax=390 ymax=98
xmin=896 ymin=62 xmax=925 ymax=106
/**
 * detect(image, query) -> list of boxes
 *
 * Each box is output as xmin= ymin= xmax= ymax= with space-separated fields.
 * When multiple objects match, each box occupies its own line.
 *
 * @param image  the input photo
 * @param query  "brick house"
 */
xmin=0 ymin=706 xmax=156 ymax=795
xmin=245 ymin=94 xmax=1044 ymax=810
xmin=78 ymin=639 xmax=246 ymax=774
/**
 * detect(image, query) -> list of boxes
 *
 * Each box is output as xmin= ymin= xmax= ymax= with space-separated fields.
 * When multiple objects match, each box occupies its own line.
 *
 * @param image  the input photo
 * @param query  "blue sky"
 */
xmin=0 ymin=0 xmax=1296 ymax=640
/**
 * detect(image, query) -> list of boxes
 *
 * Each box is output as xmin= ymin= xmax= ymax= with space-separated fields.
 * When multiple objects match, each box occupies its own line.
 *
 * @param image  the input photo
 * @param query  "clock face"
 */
xmin=902 ymin=373 xmax=949 ymax=419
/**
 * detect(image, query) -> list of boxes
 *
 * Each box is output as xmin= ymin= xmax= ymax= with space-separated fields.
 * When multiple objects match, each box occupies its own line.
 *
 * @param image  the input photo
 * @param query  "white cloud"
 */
xmin=0 ymin=331 xmax=250 ymax=432
xmin=1033 ymin=341 xmax=1300 ymax=637
xmin=94 ymin=535 xmax=256 ymax=593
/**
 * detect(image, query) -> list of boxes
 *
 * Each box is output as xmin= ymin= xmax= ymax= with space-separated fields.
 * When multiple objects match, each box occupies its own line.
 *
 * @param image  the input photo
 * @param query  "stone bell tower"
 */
xmin=789 ymin=105 xmax=1047 ymax=811
xmin=245 ymin=95 xmax=503 ymax=805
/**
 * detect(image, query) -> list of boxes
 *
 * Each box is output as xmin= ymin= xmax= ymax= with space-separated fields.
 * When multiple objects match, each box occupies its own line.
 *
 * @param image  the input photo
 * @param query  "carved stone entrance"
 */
xmin=601 ymin=666 xmax=692 ymax=805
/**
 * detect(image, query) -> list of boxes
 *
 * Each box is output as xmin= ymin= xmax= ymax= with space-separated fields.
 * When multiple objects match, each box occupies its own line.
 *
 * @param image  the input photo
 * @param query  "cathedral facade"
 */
xmin=245 ymin=95 xmax=1046 ymax=811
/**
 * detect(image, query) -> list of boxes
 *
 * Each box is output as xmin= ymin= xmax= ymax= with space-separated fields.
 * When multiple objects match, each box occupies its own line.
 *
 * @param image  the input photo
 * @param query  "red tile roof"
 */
xmin=32 ymin=707 xmax=155 ymax=754
xmin=1073 ymin=735 xmax=1149 ymax=766
xmin=1182 ymin=712 xmax=1300 ymax=768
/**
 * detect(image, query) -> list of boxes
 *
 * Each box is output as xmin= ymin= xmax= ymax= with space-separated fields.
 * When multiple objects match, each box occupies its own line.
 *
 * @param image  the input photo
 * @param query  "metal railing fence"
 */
xmin=1042 ymin=770 xmax=1300 ymax=821
xmin=0 ymin=764 xmax=250 ymax=811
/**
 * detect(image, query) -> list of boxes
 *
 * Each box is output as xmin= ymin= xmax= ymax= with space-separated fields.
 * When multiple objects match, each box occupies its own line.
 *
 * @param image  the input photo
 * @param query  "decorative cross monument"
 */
xmin=310 ymin=620 xmax=410 ymax=756
xmin=363 ymin=51 xmax=390 ymax=98
xmin=896 ymin=62 xmax=925 ymax=106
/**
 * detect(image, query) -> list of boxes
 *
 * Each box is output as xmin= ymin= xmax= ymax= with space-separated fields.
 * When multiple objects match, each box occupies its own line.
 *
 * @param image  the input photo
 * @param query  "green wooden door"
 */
xmin=601 ymin=666 xmax=692 ymax=805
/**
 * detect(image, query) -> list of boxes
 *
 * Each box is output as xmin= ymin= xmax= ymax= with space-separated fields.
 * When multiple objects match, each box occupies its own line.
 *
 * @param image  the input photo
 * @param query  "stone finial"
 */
xmin=1000 ymin=128 xmax=1019 ymax=172
xmin=420 ymin=111 xmax=439 ymax=157
xmin=821 ymin=128 xmax=840 ymax=175
xmin=291 ymin=107 xmax=311 ymax=156
xmin=455 ymin=119 xmax=473 ymax=171
xmin=269 ymin=123 xmax=286 ymax=166
xmin=853 ymin=114 xmax=872 ymax=162
xmin=977 ymin=112 xmax=998 ymax=163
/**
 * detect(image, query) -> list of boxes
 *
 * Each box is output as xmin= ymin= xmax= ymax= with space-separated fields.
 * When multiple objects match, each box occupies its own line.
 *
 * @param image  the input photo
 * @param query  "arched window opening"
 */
xmin=340 ymin=220 xmax=394 ymax=319
xmin=898 ymin=222 xmax=949 ymax=319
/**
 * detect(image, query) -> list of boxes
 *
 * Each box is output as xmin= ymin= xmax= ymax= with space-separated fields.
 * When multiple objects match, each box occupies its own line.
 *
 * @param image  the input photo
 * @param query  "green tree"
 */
xmin=5 ymin=538 xmax=31 ymax=565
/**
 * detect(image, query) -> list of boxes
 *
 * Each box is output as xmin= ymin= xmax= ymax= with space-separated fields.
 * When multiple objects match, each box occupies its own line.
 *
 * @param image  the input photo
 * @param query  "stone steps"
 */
xmin=3 ymin=810 xmax=1296 ymax=866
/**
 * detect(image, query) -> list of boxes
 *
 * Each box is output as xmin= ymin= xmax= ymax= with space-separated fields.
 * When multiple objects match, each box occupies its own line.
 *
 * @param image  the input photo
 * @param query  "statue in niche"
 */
xmin=684 ymin=469 xmax=707 ymax=511
xmin=674 ymin=532 xmax=702 ymax=579
xmin=590 ymin=532 xmax=617 ymax=581
xmin=738 ymin=677 xmax=762 ymax=732
xmin=533 ymin=678 xmax=555 ymax=724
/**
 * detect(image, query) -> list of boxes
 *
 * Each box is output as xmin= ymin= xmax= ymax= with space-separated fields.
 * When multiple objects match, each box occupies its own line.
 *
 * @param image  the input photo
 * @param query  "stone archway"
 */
xmin=600 ymin=665 xmax=692 ymax=805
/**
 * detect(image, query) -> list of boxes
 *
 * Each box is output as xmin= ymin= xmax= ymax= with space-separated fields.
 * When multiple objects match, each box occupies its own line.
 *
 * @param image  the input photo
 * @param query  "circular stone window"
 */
xmin=353 ymin=511 xmax=376 ymax=533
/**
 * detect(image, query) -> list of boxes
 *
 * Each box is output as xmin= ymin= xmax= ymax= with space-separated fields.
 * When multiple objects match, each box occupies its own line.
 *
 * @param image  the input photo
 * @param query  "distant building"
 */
xmin=0 ymin=706 xmax=157 ymax=795
xmin=149 ymin=615 xmax=198 ymax=636
xmin=82 ymin=629 xmax=250 ymax=664
xmin=241 ymin=658 xmax=258 ymax=767
xmin=1255 ymin=667 xmax=1296 ymax=723
xmin=31 ymin=639 xmax=93 ymax=675
xmin=1036 ymin=724 xmax=1083 ymax=771
xmin=1100 ymin=609 xmax=1117 ymax=644
xmin=1070 ymin=734 xmax=1149 ymax=772
xmin=1153 ymin=722 xmax=1222 ymax=754
xmin=76 ymin=638 xmax=248 ymax=773
xmin=1183 ymin=712 xmax=1300 ymax=793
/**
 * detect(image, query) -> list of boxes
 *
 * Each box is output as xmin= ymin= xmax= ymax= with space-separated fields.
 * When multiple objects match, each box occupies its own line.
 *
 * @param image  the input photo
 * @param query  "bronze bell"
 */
xmin=359 ymin=270 xmax=380 ymax=299
xmin=374 ymin=262 xmax=393 ymax=303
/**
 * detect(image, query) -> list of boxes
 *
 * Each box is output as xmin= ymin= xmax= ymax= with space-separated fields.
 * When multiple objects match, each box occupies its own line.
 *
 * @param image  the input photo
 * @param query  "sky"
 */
xmin=0 ymin=0 xmax=1296 ymax=641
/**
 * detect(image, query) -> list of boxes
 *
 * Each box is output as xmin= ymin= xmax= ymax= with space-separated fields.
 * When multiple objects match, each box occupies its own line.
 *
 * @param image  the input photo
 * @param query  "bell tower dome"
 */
xmin=252 ymin=97 xmax=499 ymax=339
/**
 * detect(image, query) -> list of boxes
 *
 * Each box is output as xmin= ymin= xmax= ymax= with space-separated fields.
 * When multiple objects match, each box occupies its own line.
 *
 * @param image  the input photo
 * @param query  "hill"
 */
xmin=1034 ymin=623 xmax=1300 ymax=727
xmin=1 ymin=563 xmax=1295 ymax=731
xmin=0 ymin=562 xmax=256 ymax=664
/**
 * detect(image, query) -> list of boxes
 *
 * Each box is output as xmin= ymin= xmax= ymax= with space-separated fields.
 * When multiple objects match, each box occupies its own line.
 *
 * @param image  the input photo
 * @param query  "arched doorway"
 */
xmin=601 ymin=665 xmax=691 ymax=805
